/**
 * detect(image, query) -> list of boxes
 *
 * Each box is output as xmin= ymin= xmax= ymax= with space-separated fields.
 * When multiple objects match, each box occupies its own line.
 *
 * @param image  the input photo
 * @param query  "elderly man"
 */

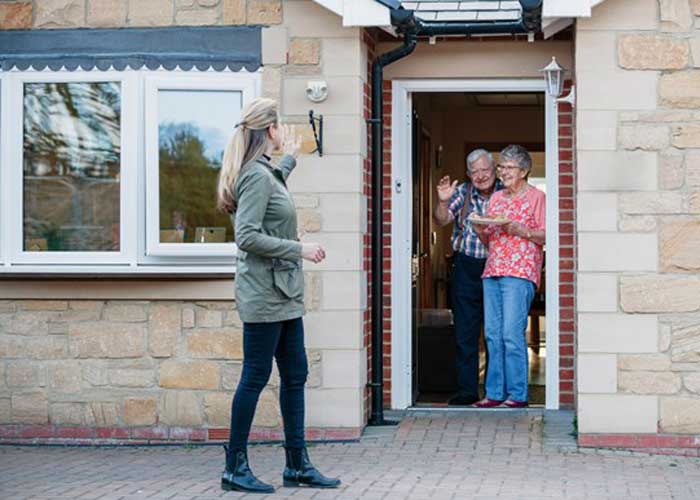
xmin=434 ymin=149 xmax=501 ymax=406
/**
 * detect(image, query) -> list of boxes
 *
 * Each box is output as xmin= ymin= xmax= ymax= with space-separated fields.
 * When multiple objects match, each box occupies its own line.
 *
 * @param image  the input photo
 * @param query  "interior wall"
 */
xmin=412 ymin=94 xmax=545 ymax=308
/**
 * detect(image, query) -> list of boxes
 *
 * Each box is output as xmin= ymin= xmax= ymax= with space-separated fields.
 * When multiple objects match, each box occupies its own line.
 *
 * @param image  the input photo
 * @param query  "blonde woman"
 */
xmin=217 ymin=98 xmax=340 ymax=493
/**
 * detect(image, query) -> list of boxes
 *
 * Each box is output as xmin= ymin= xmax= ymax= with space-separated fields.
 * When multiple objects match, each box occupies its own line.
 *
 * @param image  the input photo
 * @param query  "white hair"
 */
xmin=466 ymin=148 xmax=495 ymax=172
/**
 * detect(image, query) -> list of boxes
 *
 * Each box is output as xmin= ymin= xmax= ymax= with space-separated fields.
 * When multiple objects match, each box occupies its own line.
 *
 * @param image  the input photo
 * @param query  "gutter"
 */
xmin=368 ymin=0 xmax=543 ymax=426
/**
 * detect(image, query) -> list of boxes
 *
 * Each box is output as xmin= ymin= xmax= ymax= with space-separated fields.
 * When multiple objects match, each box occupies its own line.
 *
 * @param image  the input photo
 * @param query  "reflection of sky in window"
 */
xmin=159 ymin=90 xmax=242 ymax=161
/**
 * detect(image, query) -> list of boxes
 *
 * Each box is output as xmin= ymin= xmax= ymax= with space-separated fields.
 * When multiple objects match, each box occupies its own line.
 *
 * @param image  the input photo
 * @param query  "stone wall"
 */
xmin=0 ymin=0 xmax=368 ymax=440
xmin=576 ymin=0 xmax=700 ymax=438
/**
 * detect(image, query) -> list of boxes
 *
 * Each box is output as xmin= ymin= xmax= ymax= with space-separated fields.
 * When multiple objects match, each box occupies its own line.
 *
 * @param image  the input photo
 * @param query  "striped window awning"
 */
xmin=400 ymin=1 xmax=522 ymax=22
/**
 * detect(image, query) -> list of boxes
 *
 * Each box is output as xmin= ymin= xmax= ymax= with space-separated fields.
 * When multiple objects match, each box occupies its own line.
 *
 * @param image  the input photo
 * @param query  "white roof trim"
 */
xmin=311 ymin=0 xmax=391 ymax=27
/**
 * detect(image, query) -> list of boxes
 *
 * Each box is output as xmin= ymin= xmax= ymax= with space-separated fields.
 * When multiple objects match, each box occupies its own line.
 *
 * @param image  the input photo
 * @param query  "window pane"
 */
xmin=23 ymin=82 xmax=121 ymax=252
xmin=158 ymin=90 xmax=240 ymax=244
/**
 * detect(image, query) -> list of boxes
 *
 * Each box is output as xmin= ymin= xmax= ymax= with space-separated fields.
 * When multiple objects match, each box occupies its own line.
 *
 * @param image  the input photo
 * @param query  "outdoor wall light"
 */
xmin=540 ymin=56 xmax=576 ymax=107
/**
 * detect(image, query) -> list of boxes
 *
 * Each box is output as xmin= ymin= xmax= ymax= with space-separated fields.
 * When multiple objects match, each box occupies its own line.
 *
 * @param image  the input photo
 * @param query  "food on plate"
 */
xmin=467 ymin=213 xmax=510 ymax=225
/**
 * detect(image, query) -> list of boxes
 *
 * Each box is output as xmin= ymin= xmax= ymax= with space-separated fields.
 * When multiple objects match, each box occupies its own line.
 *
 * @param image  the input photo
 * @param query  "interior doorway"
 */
xmin=391 ymin=79 xmax=561 ymax=410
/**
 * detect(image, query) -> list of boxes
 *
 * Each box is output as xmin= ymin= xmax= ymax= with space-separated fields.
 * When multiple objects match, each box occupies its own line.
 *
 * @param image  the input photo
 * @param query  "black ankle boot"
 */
xmin=221 ymin=445 xmax=274 ymax=494
xmin=282 ymin=447 xmax=341 ymax=489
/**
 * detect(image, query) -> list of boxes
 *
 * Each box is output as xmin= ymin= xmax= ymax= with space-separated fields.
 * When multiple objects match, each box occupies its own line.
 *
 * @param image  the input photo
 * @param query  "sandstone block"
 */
xmin=195 ymin=308 xmax=223 ymax=328
xmin=0 ymin=301 xmax=15 ymax=314
xmin=684 ymin=373 xmax=700 ymax=394
xmin=160 ymin=391 xmax=202 ymax=426
xmin=0 ymin=399 xmax=11 ymax=424
xmin=660 ymin=397 xmax=700 ymax=433
xmin=261 ymin=65 xmax=282 ymax=101
xmin=19 ymin=300 xmax=68 ymax=311
xmin=5 ymin=311 xmax=52 ymax=336
xmin=685 ymin=150 xmax=700 ymax=188
xmin=618 ymin=124 xmax=669 ymax=151
xmin=252 ymin=388 xmax=281 ymax=427
xmin=90 ymin=402 xmax=120 ymax=426
xmin=290 ymin=38 xmax=321 ymax=65
xmin=87 ymin=0 xmax=127 ymax=27
xmin=187 ymin=328 xmax=242 ymax=359
xmin=48 ymin=362 xmax=82 ymax=393
xmin=35 ymin=0 xmax=85 ymax=28
xmin=660 ymin=323 xmax=672 ymax=352
xmin=51 ymin=402 xmax=92 ymax=425
xmin=661 ymin=220 xmax=700 ymax=272
xmin=11 ymin=391 xmax=48 ymax=424
xmin=221 ymin=363 xmax=242 ymax=390
xmin=619 ymin=354 xmax=672 ymax=371
xmin=203 ymin=392 xmax=231 ymax=426
xmin=222 ymin=310 xmax=242 ymax=328
xmin=182 ymin=308 xmax=195 ymax=328
xmin=159 ymin=361 xmax=220 ymax=389
xmin=672 ymin=124 xmax=700 ymax=148
xmin=297 ymin=209 xmax=322 ymax=234
xmin=223 ymin=0 xmax=246 ymax=24
xmin=128 ymin=0 xmax=173 ymax=26
xmin=619 ymin=370 xmax=681 ymax=394
xmin=82 ymin=363 xmax=108 ymax=387
xmin=0 ymin=2 xmax=32 ymax=29
xmin=103 ymin=304 xmax=147 ymax=323
xmin=619 ymin=215 xmax=657 ymax=232
xmin=175 ymin=7 xmax=220 ymax=25
xmin=660 ymin=0 xmax=694 ymax=31
xmin=124 ymin=398 xmax=157 ymax=426
xmin=689 ymin=191 xmax=700 ymax=213
xmin=149 ymin=304 xmax=181 ymax=358
xmin=304 ymin=272 xmax=322 ymax=312
xmin=619 ymin=192 xmax=683 ymax=214
xmin=691 ymin=38 xmax=700 ymax=68
xmin=659 ymin=152 xmax=685 ymax=190
xmin=69 ymin=322 xmax=145 ymax=358
xmin=692 ymin=0 xmax=700 ymax=15
xmin=69 ymin=300 xmax=104 ymax=312
xmin=621 ymin=275 xmax=700 ymax=313
xmin=660 ymin=71 xmax=700 ymax=108
xmin=293 ymin=195 xmax=320 ymax=209
xmin=618 ymin=35 xmax=689 ymax=69
xmin=247 ymin=0 xmax=281 ymax=25
xmin=1 ymin=336 xmax=68 ymax=360
xmin=671 ymin=318 xmax=700 ymax=362
xmin=7 ymin=362 xmax=46 ymax=387
xmin=108 ymin=369 xmax=154 ymax=388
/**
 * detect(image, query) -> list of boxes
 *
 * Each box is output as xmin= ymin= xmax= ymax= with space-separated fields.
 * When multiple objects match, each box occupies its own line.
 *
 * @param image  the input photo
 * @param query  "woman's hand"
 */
xmin=504 ymin=221 xmax=529 ymax=239
xmin=301 ymin=242 xmax=326 ymax=263
xmin=436 ymin=175 xmax=458 ymax=202
xmin=282 ymin=124 xmax=302 ymax=158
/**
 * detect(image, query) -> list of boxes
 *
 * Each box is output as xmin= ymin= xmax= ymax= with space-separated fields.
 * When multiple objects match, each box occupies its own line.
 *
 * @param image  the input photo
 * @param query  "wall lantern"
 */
xmin=540 ymin=56 xmax=576 ymax=107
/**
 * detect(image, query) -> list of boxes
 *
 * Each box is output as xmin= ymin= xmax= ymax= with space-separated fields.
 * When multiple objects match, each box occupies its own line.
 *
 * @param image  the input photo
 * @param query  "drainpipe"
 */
xmin=367 ymin=1 xmax=542 ymax=426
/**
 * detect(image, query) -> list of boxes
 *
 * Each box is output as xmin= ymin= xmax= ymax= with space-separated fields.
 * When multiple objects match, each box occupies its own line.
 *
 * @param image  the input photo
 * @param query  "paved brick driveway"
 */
xmin=2 ymin=410 xmax=700 ymax=499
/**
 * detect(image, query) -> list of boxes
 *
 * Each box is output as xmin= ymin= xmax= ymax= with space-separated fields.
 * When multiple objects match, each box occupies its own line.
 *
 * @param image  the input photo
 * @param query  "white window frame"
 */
xmin=2 ymin=70 xmax=138 ymax=266
xmin=144 ymin=72 xmax=258 ymax=258
xmin=0 ymin=68 xmax=260 ymax=275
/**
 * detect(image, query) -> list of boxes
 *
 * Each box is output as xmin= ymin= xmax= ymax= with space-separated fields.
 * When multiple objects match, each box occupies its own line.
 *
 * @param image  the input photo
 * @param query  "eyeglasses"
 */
xmin=468 ymin=168 xmax=493 ymax=177
xmin=497 ymin=164 xmax=521 ymax=172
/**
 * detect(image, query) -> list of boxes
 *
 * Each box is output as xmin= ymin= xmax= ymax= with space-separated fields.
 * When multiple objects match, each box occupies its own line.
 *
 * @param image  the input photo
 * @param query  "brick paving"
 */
xmin=2 ymin=410 xmax=700 ymax=500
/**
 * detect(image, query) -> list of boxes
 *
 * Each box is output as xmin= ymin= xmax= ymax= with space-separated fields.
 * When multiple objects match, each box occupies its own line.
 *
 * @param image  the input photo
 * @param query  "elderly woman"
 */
xmin=472 ymin=145 xmax=545 ymax=408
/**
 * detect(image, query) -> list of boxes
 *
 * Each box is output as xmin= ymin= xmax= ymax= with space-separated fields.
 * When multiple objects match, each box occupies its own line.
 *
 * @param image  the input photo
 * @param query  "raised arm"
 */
xmin=433 ymin=175 xmax=458 ymax=227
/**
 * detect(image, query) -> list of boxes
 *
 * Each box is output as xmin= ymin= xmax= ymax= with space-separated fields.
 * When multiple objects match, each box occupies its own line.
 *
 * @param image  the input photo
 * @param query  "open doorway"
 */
xmin=409 ymin=91 xmax=548 ymax=407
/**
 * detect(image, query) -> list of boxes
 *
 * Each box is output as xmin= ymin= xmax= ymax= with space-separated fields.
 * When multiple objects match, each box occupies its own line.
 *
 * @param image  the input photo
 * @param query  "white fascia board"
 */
xmin=543 ymin=0 xmax=591 ymax=17
xmin=542 ymin=17 xmax=573 ymax=38
xmin=313 ymin=0 xmax=343 ymax=16
xmin=342 ymin=0 xmax=391 ymax=27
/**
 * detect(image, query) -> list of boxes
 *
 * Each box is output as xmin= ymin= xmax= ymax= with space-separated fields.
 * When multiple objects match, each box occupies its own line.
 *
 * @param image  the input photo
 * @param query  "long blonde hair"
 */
xmin=217 ymin=97 xmax=279 ymax=213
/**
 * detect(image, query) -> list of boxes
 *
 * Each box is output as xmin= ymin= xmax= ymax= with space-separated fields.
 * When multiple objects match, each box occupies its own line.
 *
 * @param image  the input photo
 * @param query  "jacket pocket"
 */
xmin=271 ymin=259 xmax=303 ymax=299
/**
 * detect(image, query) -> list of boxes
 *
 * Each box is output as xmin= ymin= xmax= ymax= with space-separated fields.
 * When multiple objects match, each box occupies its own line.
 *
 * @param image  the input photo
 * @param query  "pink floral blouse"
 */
xmin=482 ymin=185 xmax=546 ymax=288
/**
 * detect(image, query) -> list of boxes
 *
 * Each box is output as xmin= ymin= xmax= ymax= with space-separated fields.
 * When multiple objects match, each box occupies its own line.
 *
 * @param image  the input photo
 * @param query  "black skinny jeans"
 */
xmin=228 ymin=317 xmax=308 ymax=451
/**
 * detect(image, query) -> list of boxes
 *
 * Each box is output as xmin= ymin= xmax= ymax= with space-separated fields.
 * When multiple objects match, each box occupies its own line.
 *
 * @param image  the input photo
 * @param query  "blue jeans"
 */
xmin=483 ymin=276 xmax=535 ymax=402
xmin=451 ymin=253 xmax=486 ymax=399
xmin=228 ymin=317 xmax=308 ymax=450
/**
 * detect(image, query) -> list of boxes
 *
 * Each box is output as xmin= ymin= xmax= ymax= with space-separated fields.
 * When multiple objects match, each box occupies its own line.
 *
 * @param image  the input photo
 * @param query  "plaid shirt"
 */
xmin=448 ymin=181 xmax=503 ymax=259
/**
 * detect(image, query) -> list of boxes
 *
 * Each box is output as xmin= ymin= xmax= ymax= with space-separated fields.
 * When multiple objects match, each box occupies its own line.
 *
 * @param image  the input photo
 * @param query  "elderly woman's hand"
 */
xmin=504 ymin=221 xmax=531 ymax=239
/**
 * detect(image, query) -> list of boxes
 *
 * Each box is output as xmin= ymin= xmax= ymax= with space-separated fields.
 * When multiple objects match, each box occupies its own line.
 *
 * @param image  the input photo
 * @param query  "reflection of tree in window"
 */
xmin=158 ymin=122 xmax=233 ymax=243
xmin=23 ymin=82 xmax=121 ymax=252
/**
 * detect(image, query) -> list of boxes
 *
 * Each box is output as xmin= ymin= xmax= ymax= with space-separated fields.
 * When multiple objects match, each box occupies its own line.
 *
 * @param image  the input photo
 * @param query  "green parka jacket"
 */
xmin=232 ymin=154 xmax=304 ymax=323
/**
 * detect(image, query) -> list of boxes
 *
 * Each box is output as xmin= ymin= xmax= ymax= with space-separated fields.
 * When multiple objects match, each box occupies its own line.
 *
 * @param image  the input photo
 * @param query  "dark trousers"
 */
xmin=228 ymin=317 xmax=308 ymax=451
xmin=451 ymin=253 xmax=486 ymax=399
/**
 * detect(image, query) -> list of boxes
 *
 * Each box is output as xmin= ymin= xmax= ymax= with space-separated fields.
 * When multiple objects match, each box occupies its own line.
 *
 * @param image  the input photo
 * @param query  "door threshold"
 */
xmin=404 ymin=405 xmax=546 ymax=414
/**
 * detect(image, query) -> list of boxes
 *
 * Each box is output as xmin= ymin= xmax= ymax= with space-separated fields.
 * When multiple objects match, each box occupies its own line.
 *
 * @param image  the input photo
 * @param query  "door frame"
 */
xmin=390 ymin=78 xmax=560 ymax=410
